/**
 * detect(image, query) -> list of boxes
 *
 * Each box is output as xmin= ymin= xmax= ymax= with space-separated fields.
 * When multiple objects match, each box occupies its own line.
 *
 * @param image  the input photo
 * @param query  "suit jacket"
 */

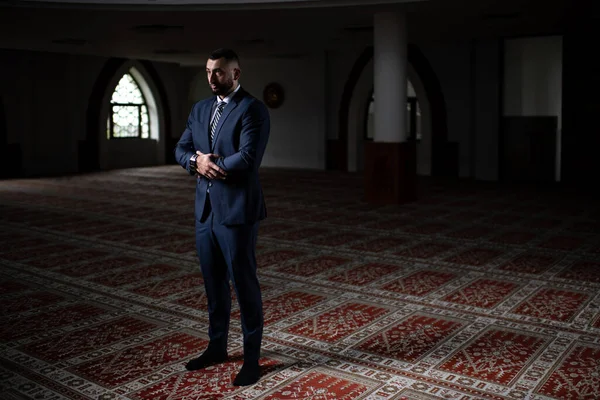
xmin=175 ymin=88 xmax=270 ymax=226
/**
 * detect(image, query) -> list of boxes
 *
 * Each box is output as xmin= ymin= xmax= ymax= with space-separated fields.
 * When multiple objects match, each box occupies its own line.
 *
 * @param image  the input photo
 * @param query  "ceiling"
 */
xmin=0 ymin=0 xmax=576 ymax=66
xmin=15 ymin=0 xmax=421 ymax=5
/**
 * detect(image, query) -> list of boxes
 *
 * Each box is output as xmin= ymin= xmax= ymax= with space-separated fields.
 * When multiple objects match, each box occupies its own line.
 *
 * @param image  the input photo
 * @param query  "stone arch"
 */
xmin=82 ymin=59 xmax=170 ymax=172
xmin=337 ymin=45 xmax=451 ymax=176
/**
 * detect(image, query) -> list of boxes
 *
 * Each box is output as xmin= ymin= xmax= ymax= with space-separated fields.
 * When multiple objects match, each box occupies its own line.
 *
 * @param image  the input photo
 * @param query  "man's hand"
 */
xmin=195 ymin=151 xmax=227 ymax=180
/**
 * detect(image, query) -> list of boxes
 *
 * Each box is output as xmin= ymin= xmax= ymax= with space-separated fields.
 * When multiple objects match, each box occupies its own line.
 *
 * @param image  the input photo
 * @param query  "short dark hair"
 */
xmin=209 ymin=48 xmax=240 ymax=65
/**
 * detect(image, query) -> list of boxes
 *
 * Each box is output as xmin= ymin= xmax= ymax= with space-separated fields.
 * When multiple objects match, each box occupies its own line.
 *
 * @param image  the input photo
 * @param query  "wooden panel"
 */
xmin=501 ymin=116 xmax=557 ymax=183
xmin=364 ymin=141 xmax=417 ymax=204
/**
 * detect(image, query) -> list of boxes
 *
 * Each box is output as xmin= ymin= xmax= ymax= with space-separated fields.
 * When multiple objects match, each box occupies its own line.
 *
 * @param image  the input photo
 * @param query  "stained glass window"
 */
xmin=106 ymin=73 xmax=149 ymax=139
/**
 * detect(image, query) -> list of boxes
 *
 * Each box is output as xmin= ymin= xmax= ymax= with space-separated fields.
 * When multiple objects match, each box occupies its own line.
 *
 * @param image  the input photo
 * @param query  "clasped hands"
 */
xmin=194 ymin=151 xmax=227 ymax=180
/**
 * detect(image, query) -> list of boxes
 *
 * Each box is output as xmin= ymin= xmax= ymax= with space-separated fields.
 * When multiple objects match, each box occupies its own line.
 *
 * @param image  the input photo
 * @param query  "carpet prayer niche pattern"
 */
xmin=1 ymin=166 xmax=600 ymax=399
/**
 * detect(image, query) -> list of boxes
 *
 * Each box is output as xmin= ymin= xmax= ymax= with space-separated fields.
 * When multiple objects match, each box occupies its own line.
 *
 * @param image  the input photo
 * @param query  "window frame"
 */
xmin=107 ymin=73 xmax=149 ymax=140
xmin=364 ymin=90 xmax=422 ymax=142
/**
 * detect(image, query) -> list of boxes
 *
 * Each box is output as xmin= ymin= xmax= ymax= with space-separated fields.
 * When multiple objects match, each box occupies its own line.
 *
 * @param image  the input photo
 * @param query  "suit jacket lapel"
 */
xmin=201 ymin=101 xmax=212 ymax=151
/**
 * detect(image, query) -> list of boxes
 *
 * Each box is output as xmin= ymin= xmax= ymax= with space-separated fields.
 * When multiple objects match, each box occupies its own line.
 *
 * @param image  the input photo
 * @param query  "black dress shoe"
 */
xmin=233 ymin=362 xmax=260 ymax=386
xmin=185 ymin=348 xmax=228 ymax=371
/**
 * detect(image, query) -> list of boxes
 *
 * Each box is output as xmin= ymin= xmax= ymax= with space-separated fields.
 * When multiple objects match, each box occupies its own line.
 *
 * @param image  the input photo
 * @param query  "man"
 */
xmin=174 ymin=48 xmax=270 ymax=386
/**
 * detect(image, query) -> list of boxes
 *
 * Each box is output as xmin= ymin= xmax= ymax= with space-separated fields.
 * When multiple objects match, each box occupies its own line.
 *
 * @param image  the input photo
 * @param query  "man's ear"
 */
xmin=233 ymin=68 xmax=241 ymax=80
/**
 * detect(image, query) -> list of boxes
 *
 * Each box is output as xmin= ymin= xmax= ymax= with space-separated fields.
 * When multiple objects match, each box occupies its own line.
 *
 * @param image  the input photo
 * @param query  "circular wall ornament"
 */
xmin=263 ymin=82 xmax=284 ymax=109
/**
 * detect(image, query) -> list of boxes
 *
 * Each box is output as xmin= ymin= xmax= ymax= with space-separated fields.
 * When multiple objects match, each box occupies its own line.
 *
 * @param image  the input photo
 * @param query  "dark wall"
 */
xmin=561 ymin=5 xmax=600 ymax=186
xmin=0 ymin=95 xmax=22 ymax=179
xmin=0 ymin=48 xmax=184 ymax=177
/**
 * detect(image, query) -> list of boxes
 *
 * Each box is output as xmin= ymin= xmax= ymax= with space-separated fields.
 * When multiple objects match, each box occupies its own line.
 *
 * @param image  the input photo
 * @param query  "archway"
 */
xmin=82 ymin=59 xmax=170 ymax=172
xmin=348 ymin=60 xmax=432 ymax=176
xmin=336 ymin=45 xmax=453 ymax=177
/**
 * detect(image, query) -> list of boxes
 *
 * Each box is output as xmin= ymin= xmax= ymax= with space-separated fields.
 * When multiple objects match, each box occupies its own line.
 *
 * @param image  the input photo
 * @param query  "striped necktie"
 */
xmin=210 ymin=101 xmax=226 ymax=143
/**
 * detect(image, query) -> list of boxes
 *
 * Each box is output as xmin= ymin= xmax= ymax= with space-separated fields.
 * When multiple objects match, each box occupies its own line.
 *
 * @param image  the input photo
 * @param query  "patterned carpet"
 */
xmin=1 ymin=166 xmax=600 ymax=400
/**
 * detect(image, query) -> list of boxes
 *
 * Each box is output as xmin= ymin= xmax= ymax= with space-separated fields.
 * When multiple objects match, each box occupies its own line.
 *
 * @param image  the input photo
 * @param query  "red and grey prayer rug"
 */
xmin=1 ymin=166 xmax=599 ymax=399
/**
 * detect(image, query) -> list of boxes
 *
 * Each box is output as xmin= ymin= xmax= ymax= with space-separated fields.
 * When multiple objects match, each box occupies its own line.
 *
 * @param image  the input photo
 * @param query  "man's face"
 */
xmin=206 ymin=58 xmax=239 ymax=96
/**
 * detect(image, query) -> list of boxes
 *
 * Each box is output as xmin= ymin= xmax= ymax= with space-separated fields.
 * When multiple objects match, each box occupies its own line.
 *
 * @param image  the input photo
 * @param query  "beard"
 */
xmin=210 ymin=78 xmax=234 ymax=96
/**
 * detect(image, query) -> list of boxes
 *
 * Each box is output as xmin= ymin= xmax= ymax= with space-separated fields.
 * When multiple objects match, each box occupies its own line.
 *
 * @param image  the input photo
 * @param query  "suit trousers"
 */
xmin=195 ymin=196 xmax=263 ymax=363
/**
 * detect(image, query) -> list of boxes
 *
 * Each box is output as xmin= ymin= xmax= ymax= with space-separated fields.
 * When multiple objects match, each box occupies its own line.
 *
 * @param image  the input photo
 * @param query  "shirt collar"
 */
xmin=217 ymin=84 xmax=241 ymax=104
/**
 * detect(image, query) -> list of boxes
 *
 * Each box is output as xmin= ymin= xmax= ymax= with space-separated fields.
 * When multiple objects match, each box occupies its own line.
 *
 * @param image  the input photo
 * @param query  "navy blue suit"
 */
xmin=174 ymin=87 xmax=270 ymax=364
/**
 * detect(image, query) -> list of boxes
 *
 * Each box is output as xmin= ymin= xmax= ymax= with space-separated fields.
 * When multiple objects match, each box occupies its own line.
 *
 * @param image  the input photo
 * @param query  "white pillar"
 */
xmin=374 ymin=11 xmax=408 ymax=143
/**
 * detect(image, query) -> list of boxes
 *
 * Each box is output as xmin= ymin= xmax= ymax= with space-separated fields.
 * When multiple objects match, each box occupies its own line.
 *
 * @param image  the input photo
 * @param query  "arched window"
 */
xmin=106 ymin=72 xmax=149 ymax=139
xmin=365 ymin=81 xmax=422 ymax=141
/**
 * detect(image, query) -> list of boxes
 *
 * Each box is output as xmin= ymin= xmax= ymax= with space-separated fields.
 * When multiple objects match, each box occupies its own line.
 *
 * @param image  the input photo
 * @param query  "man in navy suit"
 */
xmin=174 ymin=48 xmax=270 ymax=386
